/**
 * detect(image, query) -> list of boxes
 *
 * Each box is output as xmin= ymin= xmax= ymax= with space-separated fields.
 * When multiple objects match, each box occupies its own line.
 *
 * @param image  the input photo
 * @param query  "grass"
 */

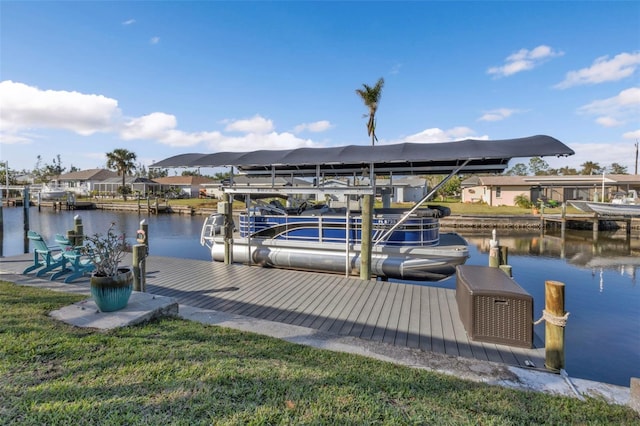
xmin=1 ymin=281 xmax=638 ymax=425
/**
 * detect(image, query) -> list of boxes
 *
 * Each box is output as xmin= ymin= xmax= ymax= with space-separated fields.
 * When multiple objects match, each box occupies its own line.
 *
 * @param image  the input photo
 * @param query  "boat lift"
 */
xmin=152 ymin=135 xmax=574 ymax=278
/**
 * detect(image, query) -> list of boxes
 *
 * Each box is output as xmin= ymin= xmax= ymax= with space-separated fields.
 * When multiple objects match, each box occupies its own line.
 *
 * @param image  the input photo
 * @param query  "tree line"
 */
xmin=0 ymin=149 xmax=231 ymax=188
xmin=505 ymin=157 xmax=628 ymax=176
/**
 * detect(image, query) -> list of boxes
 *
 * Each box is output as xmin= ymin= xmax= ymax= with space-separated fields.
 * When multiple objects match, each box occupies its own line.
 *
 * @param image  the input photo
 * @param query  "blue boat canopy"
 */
xmin=151 ymin=135 xmax=574 ymax=176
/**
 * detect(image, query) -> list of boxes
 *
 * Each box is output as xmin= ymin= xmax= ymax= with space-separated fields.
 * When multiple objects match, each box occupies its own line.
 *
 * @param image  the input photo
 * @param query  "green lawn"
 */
xmin=1 ymin=281 xmax=637 ymax=425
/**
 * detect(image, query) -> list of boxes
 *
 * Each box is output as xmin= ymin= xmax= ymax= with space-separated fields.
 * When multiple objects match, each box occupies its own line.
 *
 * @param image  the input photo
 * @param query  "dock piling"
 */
xmin=543 ymin=280 xmax=567 ymax=371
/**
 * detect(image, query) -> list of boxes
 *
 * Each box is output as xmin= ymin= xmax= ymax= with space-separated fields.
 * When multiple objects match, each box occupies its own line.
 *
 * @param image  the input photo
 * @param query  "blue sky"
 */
xmin=1 ymin=1 xmax=639 ymax=175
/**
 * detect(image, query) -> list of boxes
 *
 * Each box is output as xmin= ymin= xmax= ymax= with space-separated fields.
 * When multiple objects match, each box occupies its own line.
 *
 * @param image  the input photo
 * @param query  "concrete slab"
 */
xmin=49 ymin=292 xmax=179 ymax=330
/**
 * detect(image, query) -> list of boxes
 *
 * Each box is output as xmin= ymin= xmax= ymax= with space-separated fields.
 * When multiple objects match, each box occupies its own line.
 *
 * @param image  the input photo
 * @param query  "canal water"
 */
xmin=1 ymin=207 xmax=638 ymax=387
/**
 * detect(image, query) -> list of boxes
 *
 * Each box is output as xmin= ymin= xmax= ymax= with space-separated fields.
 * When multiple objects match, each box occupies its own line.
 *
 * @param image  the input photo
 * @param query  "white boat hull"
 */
xmin=586 ymin=202 xmax=640 ymax=216
xmin=568 ymin=200 xmax=594 ymax=213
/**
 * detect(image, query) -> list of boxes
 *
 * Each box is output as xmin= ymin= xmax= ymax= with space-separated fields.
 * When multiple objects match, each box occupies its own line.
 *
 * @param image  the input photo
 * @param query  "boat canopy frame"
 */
xmin=157 ymin=135 xmax=574 ymax=272
xmin=151 ymin=135 xmax=574 ymax=178
xmin=151 ymin=134 xmax=574 ymax=197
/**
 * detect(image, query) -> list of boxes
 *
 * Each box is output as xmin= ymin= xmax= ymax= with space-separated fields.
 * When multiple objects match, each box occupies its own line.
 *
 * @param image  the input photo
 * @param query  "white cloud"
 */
xmin=595 ymin=116 xmax=623 ymax=127
xmin=555 ymin=52 xmax=640 ymax=89
xmin=487 ymin=45 xmax=564 ymax=78
xmin=121 ymin=112 xmax=177 ymax=140
xmin=0 ymin=80 xmax=121 ymax=139
xmin=623 ymin=129 xmax=640 ymax=139
xmin=0 ymin=81 xmax=325 ymax=154
xmin=398 ymin=127 xmax=487 ymax=143
xmin=578 ymin=87 xmax=640 ymax=127
xmin=122 ymin=19 xmax=136 ymax=25
xmin=224 ymin=115 xmax=274 ymax=133
xmin=213 ymin=132 xmax=316 ymax=152
xmin=478 ymin=108 xmax=521 ymax=122
xmin=150 ymin=36 xmax=160 ymax=44
xmin=390 ymin=63 xmax=402 ymax=75
xmin=293 ymin=120 xmax=332 ymax=133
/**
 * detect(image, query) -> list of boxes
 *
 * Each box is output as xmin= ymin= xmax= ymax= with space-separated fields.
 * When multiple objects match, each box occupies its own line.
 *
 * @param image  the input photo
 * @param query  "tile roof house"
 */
xmin=152 ymin=176 xmax=216 ymax=198
xmin=51 ymin=169 xmax=119 ymax=195
xmin=461 ymin=174 xmax=640 ymax=206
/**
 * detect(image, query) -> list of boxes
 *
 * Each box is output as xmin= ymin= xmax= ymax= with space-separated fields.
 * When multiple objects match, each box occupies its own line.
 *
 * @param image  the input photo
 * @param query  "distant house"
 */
xmin=376 ymin=176 xmax=428 ymax=203
xmin=52 ymin=169 xmax=119 ymax=195
xmin=92 ymin=176 xmax=160 ymax=196
xmin=152 ymin=176 xmax=216 ymax=198
xmin=460 ymin=174 xmax=640 ymax=206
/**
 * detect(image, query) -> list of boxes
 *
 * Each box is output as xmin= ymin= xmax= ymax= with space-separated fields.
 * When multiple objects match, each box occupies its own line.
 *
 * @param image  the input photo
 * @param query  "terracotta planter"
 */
xmin=90 ymin=267 xmax=134 ymax=312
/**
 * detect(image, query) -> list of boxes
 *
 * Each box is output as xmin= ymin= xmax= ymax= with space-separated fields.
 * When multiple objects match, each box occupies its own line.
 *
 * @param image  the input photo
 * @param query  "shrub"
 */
xmin=514 ymin=194 xmax=532 ymax=209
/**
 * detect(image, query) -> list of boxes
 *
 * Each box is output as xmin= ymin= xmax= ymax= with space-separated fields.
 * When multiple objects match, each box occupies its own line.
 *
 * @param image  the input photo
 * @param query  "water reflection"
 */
xmin=461 ymin=229 xmax=639 ymax=286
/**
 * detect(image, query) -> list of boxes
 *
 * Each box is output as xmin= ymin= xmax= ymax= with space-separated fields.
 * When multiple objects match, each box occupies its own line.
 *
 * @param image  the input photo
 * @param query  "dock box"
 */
xmin=456 ymin=265 xmax=533 ymax=348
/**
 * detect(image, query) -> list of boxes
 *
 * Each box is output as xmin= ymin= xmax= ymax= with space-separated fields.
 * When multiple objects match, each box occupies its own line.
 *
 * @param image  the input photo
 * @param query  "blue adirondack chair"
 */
xmin=50 ymin=234 xmax=95 ymax=283
xmin=22 ymin=231 xmax=69 ymax=277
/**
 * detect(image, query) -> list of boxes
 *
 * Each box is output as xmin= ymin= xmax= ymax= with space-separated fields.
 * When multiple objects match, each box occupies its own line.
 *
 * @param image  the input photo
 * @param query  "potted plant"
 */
xmin=81 ymin=223 xmax=133 ymax=312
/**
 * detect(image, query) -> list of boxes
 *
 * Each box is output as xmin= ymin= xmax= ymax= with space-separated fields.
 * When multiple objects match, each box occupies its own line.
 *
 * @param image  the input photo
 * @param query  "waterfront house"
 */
xmin=52 ymin=169 xmax=119 ymax=196
xmin=461 ymin=174 xmax=640 ymax=206
xmin=152 ymin=176 xmax=216 ymax=198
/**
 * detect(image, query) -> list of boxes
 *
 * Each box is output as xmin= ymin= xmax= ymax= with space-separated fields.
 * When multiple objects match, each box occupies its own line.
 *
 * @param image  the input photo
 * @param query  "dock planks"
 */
xmin=3 ymin=253 xmax=545 ymax=369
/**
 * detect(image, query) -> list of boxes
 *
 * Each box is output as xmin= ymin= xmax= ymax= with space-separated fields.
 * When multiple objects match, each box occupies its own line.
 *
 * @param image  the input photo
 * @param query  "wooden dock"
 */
xmin=542 ymin=213 xmax=635 ymax=240
xmin=1 ymin=253 xmax=545 ymax=369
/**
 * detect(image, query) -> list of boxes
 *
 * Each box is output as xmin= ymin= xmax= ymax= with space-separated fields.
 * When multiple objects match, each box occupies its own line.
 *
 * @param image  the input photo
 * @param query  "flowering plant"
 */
xmin=81 ymin=223 xmax=130 ymax=277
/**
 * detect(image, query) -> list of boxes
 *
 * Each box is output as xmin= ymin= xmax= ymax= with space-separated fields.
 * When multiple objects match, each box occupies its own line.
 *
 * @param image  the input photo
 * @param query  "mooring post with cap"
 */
xmin=133 ymin=219 xmax=148 ymax=292
xmin=544 ymin=280 xmax=566 ymax=371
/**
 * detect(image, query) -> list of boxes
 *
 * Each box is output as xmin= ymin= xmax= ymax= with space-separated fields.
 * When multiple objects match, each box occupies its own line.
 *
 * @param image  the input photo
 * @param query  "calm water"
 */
xmin=1 ymin=206 xmax=638 ymax=387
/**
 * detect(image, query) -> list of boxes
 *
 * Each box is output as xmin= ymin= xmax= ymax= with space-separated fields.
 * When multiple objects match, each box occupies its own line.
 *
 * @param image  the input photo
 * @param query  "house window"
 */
xmin=496 ymin=187 xmax=502 ymax=198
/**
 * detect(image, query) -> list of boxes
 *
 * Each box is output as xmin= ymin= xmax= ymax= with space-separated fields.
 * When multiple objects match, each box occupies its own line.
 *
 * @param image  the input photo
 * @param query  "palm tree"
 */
xmin=106 ymin=148 xmax=137 ymax=200
xmin=355 ymin=77 xmax=384 ymax=146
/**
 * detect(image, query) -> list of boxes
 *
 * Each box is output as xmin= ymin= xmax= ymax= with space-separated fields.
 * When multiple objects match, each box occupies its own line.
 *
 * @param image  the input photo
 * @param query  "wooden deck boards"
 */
xmin=2 ymin=253 xmax=545 ymax=369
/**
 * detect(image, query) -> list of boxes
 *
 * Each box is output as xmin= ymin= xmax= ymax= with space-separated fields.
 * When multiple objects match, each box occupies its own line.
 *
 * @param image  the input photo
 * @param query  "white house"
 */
xmin=52 ymin=169 xmax=119 ymax=195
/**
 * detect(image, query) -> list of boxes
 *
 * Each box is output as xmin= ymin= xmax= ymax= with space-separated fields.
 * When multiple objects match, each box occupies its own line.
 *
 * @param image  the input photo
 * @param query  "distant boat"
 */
xmin=568 ymin=200 xmax=594 ymax=213
xmin=35 ymin=185 xmax=67 ymax=200
xmin=585 ymin=190 xmax=640 ymax=217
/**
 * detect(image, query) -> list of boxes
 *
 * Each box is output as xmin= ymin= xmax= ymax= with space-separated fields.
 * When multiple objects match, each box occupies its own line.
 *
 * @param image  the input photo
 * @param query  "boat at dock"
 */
xmin=153 ymin=134 xmax=574 ymax=281
xmin=32 ymin=184 xmax=67 ymax=200
xmin=201 ymin=202 xmax=469 ymax=281
xmin=583 ymin=190 xmax=640 ymax=217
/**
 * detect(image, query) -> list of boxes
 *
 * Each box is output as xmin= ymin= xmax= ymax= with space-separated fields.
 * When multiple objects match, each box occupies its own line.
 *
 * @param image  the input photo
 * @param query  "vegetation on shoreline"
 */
xmin=1 ymin=281 xmax=637 ymax=424
xmin=89 ymin=197 xmax=576 ymax=216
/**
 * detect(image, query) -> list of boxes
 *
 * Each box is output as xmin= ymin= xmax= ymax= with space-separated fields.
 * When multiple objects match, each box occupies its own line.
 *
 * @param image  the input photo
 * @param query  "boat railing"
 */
xmin=238 ymin=212 xmax=440 ymax=247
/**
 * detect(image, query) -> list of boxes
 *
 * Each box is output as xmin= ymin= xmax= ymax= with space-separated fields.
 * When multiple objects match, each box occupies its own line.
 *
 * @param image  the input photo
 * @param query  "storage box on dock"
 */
xmin=455 ymin=265 xmax=533 ymax=348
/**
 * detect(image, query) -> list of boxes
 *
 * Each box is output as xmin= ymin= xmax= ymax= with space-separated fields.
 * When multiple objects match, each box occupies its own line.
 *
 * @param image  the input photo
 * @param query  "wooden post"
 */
xmin=488 ymin=228 xmax=500 ymax=267
xmin=74 ymin=215 xmax=83 ymax=246
xmin=23 ymin=187 xmax=30 ymax=254
xmin=223 ymin=193 xmax=233 ymax=265
xmin=545 ymin=280 xmax=566 ymax=371
xmin=499 ymin=264 xmax=512 ymax=277
xmin=139 ymin=219 xmax=149 ymax=249
xmin=360 ymin=193 xmax=373 ymax=280
xmin=133 ymin=219 xmax=148 ymax=292
xmin=500 ymin=246 xmax=508 ymax=266
xmin=66 ymin=230 xmax=76 ymax=246
xmin=132 ymin=244 xmax=146 ymax=292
